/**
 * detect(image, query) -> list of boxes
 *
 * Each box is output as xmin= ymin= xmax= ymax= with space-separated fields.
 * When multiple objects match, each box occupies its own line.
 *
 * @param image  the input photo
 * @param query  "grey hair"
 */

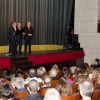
xmin=37 ymin=68 xmax=45 ymax=76
xmin=79 ymin=80 xmax=94 ymax=97
xmin=44 ymin=88 xmax=62 ymax=100
xmin=13 ymin=77 xmax=24 ymax=89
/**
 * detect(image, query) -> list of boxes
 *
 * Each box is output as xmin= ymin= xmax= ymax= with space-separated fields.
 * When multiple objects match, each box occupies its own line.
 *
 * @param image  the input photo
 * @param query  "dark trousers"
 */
xmin=24 ymin=39 xmax=32 ymax=53
xmin=12 ymin=39 xmax=18 ymax=55
xmin=8 ymin=38 xmax=12 ymax=53
xmin=17 ymin=37 xmax=23 ymax=53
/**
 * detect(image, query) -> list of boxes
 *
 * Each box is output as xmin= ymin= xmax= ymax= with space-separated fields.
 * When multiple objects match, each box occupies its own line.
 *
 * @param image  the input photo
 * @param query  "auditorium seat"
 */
xmin=51 ymin=80 xmax=60 ymax=87
xmin=57 ymin=73 xmax=62 ymax=79
xmin=71 ymin=84 xmax=78 ymax=93
xmin=93 ymin=80 xmax=98 ymax=90
xmin=92 ymin=89 xmax=100 ymax=100
xmin=39 ymin=88 xmax=48 ymax=96
xmin=14 ymin=92 xmax=29 ymax=99
xmin=61 ymin=93 xmax=80 ymax=100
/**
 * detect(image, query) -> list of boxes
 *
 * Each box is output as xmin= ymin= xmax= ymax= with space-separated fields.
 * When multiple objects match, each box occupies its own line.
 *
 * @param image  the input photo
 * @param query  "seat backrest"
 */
xmin=92 ymin=89 xmax=100 ymax=100
xmin=71 ymin=84 xmax=78 ymax=93
xmin=62 ymin=93 xmax=80 ymax=100
xmin=93 ymin=80 xmax=98 ymax=90
xmin=39 ymin=88 xmax=48 ymax=96
xmin=57 ymin=73 xmax=62 ymax=79
xmin=51 ymin=80 xmax=59 ymax=87
xmin=14 ymin=92 xmax=29 ymax=99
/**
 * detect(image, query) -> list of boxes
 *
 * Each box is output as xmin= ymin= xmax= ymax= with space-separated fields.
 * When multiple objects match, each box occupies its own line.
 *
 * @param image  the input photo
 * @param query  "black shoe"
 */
xmin=19 ymin=52 xmax=23 ymax=55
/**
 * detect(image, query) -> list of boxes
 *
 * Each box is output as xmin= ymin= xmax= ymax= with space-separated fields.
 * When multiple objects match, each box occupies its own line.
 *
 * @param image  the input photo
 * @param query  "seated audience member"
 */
xmin=44 ymin=88 xmax=61 ymax=100
xmin=91 ymin=58 xmax=100 ymax=69
xmin=12 ymin=77 xmax=27 ymax=92
xmin=40 ymin=66 xmax=46 ymax=73
xmin=1 ymin=68 xmax=9 ymax=77
xmin=70 ymin=66 xmax=77 ymax=78
xmin=51 ymin=64 xmax=59 ymax=74
xmin=37 ymin=67 xmax=45 ymax=78
xmin=24 ymin=79 xmax=43 ymax=100
xmin=2 ymin=71 xmax=12 ymax=83
xmin=0 ymin=84 xmax=14 ymax=100
xmin=25 ymin=68 xmax=43 ymax=84
xmin=49 ymin=69 xmax=58 ymax=80
xmin=92 ymin=70 xmax=99 ymax=81
xmin=0 ymin=78 xmax=8 ymax=87
xmin=97 ymin=73 xmax=100 ymax=89
xmin=41 ymin=75 xmax=52 ymax=89
xmin=62 ymin=68 xmax=74 ymax=85
xmin=56 ymin=81 xmax=72 ymax=96
xmin=79 ymin=80 xmax=94 ymax=100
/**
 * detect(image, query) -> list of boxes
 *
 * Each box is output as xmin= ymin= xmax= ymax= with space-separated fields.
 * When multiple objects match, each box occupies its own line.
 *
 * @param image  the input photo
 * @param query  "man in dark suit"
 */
xmin=17 ymin=22 xmax=23 ymax=54
xmin=23 ymin=79 xmax=43 ymax=100
xmin=8 ymin=22 xmax=18 ymax=55
xmin=23 ymin=22 xmax=34 ymax=54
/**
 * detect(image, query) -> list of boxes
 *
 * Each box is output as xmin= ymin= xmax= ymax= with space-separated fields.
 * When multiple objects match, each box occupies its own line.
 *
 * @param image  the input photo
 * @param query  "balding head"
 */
xmin=29 ymin=68 xmax=37 ymax=78
xmin=49 ymin=69 xmax=57 ymax=77
xmin=79 ymin=80 xmax=94 ymax=98
xmin=28 ymin=79 xmax=39 ymax=93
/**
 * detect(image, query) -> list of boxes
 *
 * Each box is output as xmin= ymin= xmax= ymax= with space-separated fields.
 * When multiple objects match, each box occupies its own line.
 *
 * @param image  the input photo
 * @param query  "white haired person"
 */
xmin=44 ymin=88 xmax=62 ymax=100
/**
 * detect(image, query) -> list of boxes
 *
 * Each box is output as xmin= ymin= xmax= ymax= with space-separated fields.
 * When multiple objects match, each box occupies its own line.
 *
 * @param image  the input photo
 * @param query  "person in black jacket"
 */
xmin=23 ymin=79 xmax=43 ymax=100
xmin=17 ymin=22 xmax=23 ymax=54
xmin=23 ymin=22 xmax=34 ymax=54
xmin=8 ymin=22 xmax=18 ymax=56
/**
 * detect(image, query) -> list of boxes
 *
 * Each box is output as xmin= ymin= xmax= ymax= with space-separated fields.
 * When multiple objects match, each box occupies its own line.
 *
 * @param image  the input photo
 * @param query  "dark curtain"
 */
xmin=0 ymin=0 xmax=73 ymax=46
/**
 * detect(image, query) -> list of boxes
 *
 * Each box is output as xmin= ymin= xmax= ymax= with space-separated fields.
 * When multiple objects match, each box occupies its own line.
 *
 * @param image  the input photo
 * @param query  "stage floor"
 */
xmin=0 ymin=49 xmax=70 ymax=58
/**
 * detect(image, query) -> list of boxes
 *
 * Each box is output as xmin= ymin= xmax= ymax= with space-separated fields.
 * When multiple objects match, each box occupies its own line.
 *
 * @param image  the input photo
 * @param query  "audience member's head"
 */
xmin=0 ymin=84 xmax=14 ymax=100
xmin=84 ymin=63 xmax=89 ymax=69
xmin=56 ymin=81 xmax=72 ymax=96
xmin=97 ymin=73 xmax=100 ymax=85
xmin=51 ymin=64 xmax=59 ymax=74
xmin=49 ymin=69 xmax=57 ymax=77
xmin=62 ymin=68 xmax=71 ymax=79
xmin=0 ymin=78 xmax=8 ymax=87
xmin=75 ymin=69 xmax=83 ymax=76
xmin=70 ymin=66 xmax=77 ymax=75
xmin=28 ymin=79 xmax=39 ymax=94
xmin=41 ymin=66 xmax=46 ymax=72
xmin=92 ymin=70 xmax=99 ymax=79
xmin=28 ymin=68 xmax=37 ymax=78
xmin=16 ymin=67 xmax=23 ymax=75
xmin=74 ymin=75 xmax=85 ymax=83
xmin=13 ymin=77 xmax=24 ymax=90
xmin=1 ymin=68 xmax=9 ymax=77
xmin=79 ymin=80 xmax=94 ymax=99
xmin=43 ymin=75 xmax=52 ymax=87
xmin=2 ymin=71 xmax=12 ymax=81
xmin=37 ymin=67 xmax=45 ymax=77
xmin=44 ymin=88 xmax=62 ymax=100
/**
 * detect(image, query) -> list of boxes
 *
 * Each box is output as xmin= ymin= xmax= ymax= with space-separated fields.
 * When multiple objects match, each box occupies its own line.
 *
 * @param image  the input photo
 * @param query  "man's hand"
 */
xmin=28 ymin=34 xmax=32 ymax=36
xmin=23 ymin=33 xmax=25 ymax=35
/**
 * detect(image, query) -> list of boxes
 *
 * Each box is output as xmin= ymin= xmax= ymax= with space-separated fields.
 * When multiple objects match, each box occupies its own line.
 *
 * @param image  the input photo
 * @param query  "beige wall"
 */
xmin=74 ymin=0 xmax=99 ymax=65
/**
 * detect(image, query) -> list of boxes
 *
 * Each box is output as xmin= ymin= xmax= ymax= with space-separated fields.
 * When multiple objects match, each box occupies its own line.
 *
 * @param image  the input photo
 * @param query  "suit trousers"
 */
xmin=8 ymin=38 xmax=12 ymax=53
xmin=24 ymin=39 xmax=32 ymax=53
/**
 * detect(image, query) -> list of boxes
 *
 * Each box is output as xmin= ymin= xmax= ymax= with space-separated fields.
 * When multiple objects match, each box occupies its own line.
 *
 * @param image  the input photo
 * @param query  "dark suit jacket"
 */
xmin=23 ymin=26 xmax=34 ymax=40
xmin=23 ymin=93 xmax=43 ymax=100
xmin=8 ymin=26 xmax=18 ymax=40
xmin=17 ymin=88 xmax=28 ymax=92
xmin=51 ymin=77 xmax=58 ymax=80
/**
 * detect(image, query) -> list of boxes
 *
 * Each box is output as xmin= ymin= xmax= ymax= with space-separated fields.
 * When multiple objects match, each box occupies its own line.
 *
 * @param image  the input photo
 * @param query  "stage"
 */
xmin=0 ymin=49 xmax=84 ymax=72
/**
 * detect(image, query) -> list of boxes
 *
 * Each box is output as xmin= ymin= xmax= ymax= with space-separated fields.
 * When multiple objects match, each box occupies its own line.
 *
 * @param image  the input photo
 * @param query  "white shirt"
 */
xmin=24 ymin=77 xmax=43 ymax=84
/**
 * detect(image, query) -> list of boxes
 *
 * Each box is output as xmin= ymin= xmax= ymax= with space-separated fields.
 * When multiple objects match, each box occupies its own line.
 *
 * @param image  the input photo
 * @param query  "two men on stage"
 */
xmin=8 ymin=21 xmax=34 ymax=56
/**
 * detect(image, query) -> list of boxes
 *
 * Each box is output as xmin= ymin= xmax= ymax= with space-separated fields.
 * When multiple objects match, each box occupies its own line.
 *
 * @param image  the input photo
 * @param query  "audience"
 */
xmin=0 ymin=84 xmax=14 ymax=100
xmin=56 ymin=81 xmax=72 ymax=96
xmin=25 ymin=68 xmax=43 ymax=84
xmin=44 ymin=88 xmax=61 ymax=100
xmin=0 ymin=78 xmax=8 ymax=87
xmin=12 ymin=77 xmax=27 ymax=92
xmin=24 ymin=79 xmax=43 ymax=100
xmin=51 ymin=64 xmax=59 ymax=74
xmin=97 ymin=72 xmax=100 ymax=89
xmin=79 ymin=80 xmax=94 ymax=100
xmin=62 ymin=68 xmax=74 ymax=85
xmin=41 ymin=75 xmax=52 ymax=89
xmin=49 ymin=68 xmax=58 ymax=80
xmin=1 ymin=68 xmax=9 ymax=77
